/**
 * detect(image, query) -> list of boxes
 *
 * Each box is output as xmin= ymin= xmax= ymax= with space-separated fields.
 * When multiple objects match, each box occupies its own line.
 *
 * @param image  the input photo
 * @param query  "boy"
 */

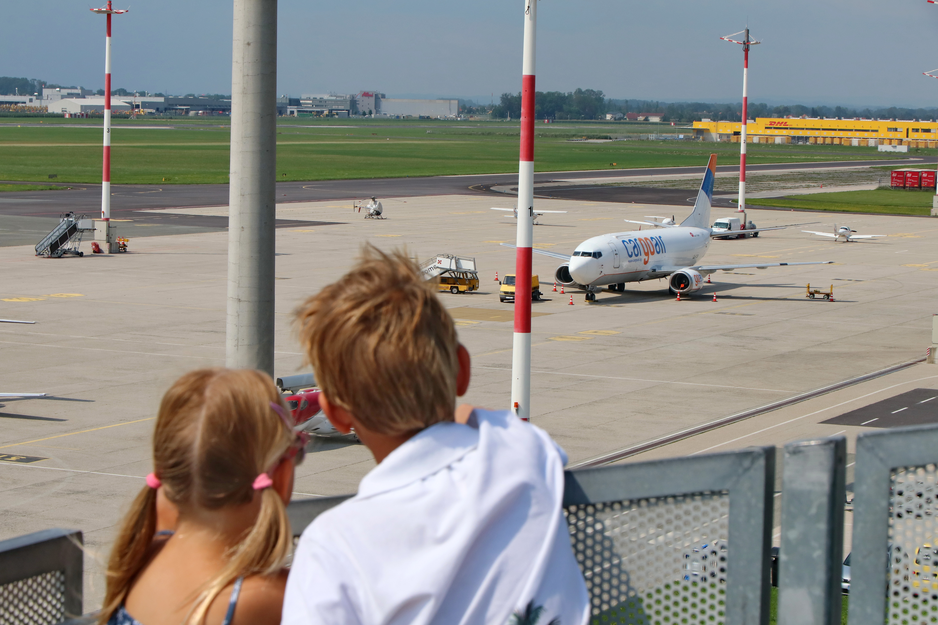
xmin=283 ymin=246 xmax=589 ymax=625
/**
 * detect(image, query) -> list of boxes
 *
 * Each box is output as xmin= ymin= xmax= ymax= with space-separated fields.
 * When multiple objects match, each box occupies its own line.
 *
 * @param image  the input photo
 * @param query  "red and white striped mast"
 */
xmin=721 ymin=28 xmax=760 ymax=216
xmin=926 ymin=0 xmax=938 ymax=209
xmin=511 ymin=0 xmax=537 ymax=422
xmin=90 ymin=1 xmax=128 ymax=223
xmin=924 ymin=68 xmax=938 ymax=206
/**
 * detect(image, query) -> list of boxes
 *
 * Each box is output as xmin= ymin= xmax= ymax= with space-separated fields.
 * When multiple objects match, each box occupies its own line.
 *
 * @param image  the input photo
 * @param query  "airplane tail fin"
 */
xmin=680 ymin=154 xmax=717 ymax=230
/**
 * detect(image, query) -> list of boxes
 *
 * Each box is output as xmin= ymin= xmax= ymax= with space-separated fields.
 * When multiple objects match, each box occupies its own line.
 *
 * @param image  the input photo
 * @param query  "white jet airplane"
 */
xmin=803 ymin=225 xmax=886 ymax=243
xmin=491 ymin=206 xmax=567 ymax=225
xmin=507 ymin=154 xmax=833 ymax=302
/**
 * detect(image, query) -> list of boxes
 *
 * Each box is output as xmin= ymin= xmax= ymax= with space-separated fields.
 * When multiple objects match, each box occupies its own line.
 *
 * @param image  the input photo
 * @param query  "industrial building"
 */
xmin=283 ymin=91 xmax=458 ymax=118
xmin=693 ymin=118 xmax=938 ymax=147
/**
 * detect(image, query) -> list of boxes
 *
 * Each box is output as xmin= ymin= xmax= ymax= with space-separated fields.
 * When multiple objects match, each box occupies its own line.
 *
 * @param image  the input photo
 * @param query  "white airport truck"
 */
xmin=711 ymin=216 xmax=760 ymax=239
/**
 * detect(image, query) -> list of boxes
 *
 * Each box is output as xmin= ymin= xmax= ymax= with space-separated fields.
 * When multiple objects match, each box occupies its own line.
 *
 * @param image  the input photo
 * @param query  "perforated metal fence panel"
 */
xmin=566 ymin=492 xmax=730 ymax=624
xmin=887 ymin=464 xmax=938 ymax=625
xmin=0 ymin=570 xmax=67 ymax=625
xmin=0 ymin=529 xmax=82 ymax=625
xmin=850 ymin=424 xmax=938 ymax=625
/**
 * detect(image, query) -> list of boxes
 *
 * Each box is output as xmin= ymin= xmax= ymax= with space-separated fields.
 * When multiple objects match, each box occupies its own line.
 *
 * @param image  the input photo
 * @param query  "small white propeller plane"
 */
xmin=803 ymin=225 xmax=886 ymax=243
xmin=505 ymin=154 xmax=833 ymax=302
xmin=491 ymin=206 xmax=566 ymax=225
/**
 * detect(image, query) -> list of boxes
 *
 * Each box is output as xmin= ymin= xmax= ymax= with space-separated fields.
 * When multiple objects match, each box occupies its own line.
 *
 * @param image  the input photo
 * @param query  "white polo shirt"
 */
xmin=282 ymin=408 xmax=589 ymax=625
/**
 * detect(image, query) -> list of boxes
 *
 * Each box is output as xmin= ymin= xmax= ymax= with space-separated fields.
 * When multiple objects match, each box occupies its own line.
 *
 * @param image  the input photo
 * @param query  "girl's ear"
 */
xmin=271 ymin=455 xmax=294 ymax=505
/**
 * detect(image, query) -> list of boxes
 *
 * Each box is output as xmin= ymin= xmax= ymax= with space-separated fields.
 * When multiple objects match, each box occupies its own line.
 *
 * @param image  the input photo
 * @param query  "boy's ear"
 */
xmin=319 ymin=393 xmax=355 ymax=435
xmin=456 ymin=343 xmax=471 ymax=397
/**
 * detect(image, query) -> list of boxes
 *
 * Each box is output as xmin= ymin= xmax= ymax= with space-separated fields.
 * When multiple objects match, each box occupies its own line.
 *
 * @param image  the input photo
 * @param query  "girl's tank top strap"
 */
xmin=221 ymin=577 xmax=244 ymax=625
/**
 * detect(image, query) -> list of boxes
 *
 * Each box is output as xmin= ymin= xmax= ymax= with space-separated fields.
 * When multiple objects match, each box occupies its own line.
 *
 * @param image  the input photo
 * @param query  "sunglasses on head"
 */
xmin=270 ymin=402 xmax=311 ymax=466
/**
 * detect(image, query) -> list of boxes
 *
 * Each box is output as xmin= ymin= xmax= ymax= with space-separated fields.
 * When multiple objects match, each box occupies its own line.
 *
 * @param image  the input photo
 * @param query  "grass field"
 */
xmin=750 ymin=188 xmax=934 ymax=216
xmin=0 ymin=118 xmax=922 ymax=185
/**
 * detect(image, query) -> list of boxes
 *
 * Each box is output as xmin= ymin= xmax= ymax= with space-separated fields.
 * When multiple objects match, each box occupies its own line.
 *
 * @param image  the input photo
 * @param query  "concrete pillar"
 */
xmin=226 ymin=0 xmax=277 ymax=376
xmin=931 ymin=195 xmax=938 ymax=216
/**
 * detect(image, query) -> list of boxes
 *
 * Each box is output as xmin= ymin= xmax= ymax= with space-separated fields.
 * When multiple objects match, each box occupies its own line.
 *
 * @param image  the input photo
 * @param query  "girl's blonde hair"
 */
xmin=99 ymin=368 xmax=294 ymax=625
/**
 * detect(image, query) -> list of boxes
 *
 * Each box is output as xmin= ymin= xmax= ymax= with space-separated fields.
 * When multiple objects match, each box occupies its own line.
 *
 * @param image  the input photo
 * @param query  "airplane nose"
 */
xmin=569 ymin=257 xmax=601 ymax=285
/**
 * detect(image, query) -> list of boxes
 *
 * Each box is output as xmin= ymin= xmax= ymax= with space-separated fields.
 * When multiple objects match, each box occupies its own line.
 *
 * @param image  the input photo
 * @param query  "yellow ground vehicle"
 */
xmin=438 ymin=271 xmax=480 ymax=294
xmin=499 ymin=274 xmax=541 ymax=303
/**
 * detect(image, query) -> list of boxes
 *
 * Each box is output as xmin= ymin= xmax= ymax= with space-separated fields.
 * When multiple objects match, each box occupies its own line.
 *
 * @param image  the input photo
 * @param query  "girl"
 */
xmin=99 ymin=368 xmax=307 ymax=625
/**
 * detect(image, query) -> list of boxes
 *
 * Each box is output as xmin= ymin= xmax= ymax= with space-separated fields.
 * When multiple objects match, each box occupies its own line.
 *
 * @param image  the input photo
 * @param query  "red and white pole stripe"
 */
xmin=511 ymin=0 xmax=537 ymax=422
xmin=738 ymin=29 xmax=749 ymax=214
xmin=102 ymin=3 xmax=113 ymax=221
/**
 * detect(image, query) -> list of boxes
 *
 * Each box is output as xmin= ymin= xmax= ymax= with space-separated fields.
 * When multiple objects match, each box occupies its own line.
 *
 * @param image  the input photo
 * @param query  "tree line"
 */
xmin=481 ymin=89 xmax=938 ymax=123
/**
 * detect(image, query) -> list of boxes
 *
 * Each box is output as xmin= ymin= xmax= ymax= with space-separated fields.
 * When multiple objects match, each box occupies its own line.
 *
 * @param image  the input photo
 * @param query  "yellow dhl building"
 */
xmin=692 ymin=118 xmax=938 ymax=147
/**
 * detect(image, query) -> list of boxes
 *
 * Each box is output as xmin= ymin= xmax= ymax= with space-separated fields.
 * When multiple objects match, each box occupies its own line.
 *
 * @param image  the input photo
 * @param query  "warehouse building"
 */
xmin=377 ymin=97 xmax=458 ymax=118
xmin=693 ymin=118 xmax=938 ymax=147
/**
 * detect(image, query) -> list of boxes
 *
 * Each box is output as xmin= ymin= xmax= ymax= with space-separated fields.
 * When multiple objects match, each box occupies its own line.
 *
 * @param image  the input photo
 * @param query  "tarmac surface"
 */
xmin=0 ymin=158 xmax=920 ymax=247
xmin=0 ymin=172 xmax=936 ymax=607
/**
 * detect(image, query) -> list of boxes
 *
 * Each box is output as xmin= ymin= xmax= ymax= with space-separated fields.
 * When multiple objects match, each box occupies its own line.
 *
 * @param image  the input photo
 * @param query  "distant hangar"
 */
xmin=693 ymin=118 xmax=938 ymax=147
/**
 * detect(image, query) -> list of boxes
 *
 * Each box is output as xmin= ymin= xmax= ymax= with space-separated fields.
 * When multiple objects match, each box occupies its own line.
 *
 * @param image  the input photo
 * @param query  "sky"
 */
xmin=4 ymin=0 xmax=938 ymax=108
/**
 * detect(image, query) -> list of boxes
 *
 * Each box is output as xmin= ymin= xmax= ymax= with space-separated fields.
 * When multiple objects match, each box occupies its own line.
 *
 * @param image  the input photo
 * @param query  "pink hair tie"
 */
xmin=253 ymin=473 xmax=274 ymax=491
xmin=145 ymin=473 xmax=162 ymax=489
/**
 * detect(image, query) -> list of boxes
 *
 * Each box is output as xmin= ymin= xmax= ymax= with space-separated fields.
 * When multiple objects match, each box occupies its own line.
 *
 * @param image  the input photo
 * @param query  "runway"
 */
xmin=0 ymin=158 xmax=921 ymax=247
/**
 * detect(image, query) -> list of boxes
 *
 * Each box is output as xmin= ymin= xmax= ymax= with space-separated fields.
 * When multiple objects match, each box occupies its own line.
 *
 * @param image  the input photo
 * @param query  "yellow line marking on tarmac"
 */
xmin=0 ymin=339 xmax=218 ymax=361
xmin=2 ymin=297 xmax=45 ymax=302
xmin=46 ymin=293 xmax=83 ymax=298
xmin=578 ymin=330 xmax=620 ymax=336
xmin=290 ymin=229 xmax=316 ymax=233
xmin=0 ymin=462 xmax=325 ymax=496
xmin=549 ymin=335 xmax=593 ymax=342
xmin=0 ymin=417 xmax=155 ymax=450
xmin=474 ymin=366 xmax=791 ymax=393
xmin=477 ymin=342 xmax=550 ymax=357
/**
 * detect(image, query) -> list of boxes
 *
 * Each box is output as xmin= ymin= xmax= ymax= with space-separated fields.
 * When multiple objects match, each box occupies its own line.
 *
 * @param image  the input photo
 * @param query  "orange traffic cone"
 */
xmin=494 ymin=271 xmax=499 ymax=282
xmin=569 ymin=295 xmax=574 ymax=305
xmin=712 ymin=292 xmax=718 ymax=302
xmin=560 ymin=285 xmax=565 ymax=294
xmin=706 ymin=274 xmax=711 ymax=284
xmin=676 ymin=292 xmax=681 ymax=301
xmin=829 ymin=295 xmax=835 ymax=302
xmin=552 ymin=282 xmax=557 ymax=292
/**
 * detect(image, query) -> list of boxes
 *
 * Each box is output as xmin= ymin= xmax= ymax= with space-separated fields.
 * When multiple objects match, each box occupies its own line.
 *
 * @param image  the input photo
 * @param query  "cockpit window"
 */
xmin=592 ymin=251 xmax=603 ymax=259
xmin=572 ymin=251 xmax=585 ymax=257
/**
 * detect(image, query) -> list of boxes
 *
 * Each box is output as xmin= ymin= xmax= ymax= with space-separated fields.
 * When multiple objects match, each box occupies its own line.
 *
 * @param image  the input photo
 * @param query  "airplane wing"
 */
xmin=534 ymin=210 xmax=567 ymax=215
xmin=691 ymin=261 xmax=834 ymax=274
xmin=500 ymin=242 xmax=571 ymax=261
xmin=625 ymin=219 xmax=678 ymax=228
xmin=0 ymin=393 xmax=46 ymax=398
xmin=803 ymin=230 xmax=839 ymax=238
xmin=491 ymin=208 xmax=514 ymax=212
xmin=710 ymin=226 xmax=787 ymax=237
xmin=848 ymin=234 xmax=886 ymax=239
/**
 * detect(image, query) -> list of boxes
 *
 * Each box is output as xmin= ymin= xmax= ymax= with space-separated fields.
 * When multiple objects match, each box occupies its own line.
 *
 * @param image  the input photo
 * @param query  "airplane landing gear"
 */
xmin=585 ymin=291 xmax=596 ymax=302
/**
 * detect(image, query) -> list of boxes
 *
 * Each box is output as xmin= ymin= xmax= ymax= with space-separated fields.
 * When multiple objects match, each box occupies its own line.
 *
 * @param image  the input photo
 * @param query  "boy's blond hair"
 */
xmin=295 ymin=245 xmax=459 ymax=436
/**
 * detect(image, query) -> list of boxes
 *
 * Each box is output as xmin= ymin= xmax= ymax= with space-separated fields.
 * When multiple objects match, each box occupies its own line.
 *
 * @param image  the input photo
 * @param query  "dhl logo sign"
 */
xmin=766 ymin=121 xmax=791 ymax=127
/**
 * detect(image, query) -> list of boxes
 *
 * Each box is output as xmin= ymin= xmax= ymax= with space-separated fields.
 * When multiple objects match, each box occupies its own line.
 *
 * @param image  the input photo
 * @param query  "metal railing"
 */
xmin=0 ymin=529 xmax=83 ymax=625
xmin=11 ymin=422 xmax=938 ymax=625
xmin=288 ymin=447 xmax=776 ymax=625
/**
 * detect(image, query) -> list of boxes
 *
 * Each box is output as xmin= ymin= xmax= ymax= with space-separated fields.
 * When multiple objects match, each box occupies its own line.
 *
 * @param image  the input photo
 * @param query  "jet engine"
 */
xmin=669 ymin=269 xmax=705 ymax=294
xmin=555 ymin=263 xmax=578 ymax=287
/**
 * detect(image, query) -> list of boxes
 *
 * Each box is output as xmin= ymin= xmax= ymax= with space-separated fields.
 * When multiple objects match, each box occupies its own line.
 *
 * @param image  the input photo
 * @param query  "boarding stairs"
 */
xmin=419 ymin=254 xmax=478 ymax=279
xmin=35 ymin=213 xmax=94 ymax=258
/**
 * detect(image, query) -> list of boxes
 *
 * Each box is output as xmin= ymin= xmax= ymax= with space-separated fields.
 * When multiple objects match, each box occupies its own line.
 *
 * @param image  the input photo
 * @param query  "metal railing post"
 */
xmin=777 ymin=436 xmax=846 ymax=625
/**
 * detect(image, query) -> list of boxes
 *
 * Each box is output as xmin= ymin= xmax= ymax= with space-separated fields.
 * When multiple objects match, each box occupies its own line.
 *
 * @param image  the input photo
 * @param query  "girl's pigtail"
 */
xmin=188 ymin=487 xmax=291 ymax=624
xmin=97 ymin=485 xmax=158 ymax=625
